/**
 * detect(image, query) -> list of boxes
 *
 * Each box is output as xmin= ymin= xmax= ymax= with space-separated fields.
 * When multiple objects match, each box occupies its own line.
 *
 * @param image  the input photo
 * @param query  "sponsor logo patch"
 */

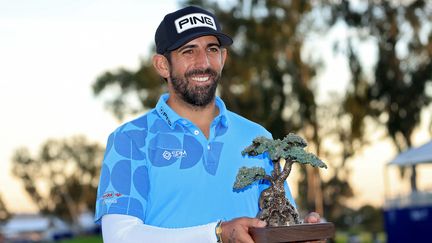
xmin=175 ymin=13 xmax=216 ymax=33
xmin=102 ymin=191 xmax=122 ymax=204
xmin=162 ymin=149 xmax=187 ymax=160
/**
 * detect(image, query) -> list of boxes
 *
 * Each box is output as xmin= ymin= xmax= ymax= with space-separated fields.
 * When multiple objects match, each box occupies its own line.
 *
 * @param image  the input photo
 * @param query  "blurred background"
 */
xmin=1 ymin=0 xmax=431 ymax=242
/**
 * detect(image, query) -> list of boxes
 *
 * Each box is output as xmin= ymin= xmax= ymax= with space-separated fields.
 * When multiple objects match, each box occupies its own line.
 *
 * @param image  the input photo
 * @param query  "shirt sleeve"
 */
xmin=95 ymin=126 xmax=150 ymax=224
xmin=102 ymin=214 xmax=218 ymax=243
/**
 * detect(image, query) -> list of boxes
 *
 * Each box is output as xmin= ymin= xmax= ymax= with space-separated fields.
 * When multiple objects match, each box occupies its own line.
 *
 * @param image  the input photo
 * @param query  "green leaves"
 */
xmin=233 ymin=166 xmax=266 ymax=189
xmin=241 ymin=133 xmax=326 ymax=168
xmin=242 ymin=136 xmax=273 ymax=156
xmin=285 ymin=147 xmax=327 ymax=169
xmin=282 ymin=133 xmax=307 ymax=148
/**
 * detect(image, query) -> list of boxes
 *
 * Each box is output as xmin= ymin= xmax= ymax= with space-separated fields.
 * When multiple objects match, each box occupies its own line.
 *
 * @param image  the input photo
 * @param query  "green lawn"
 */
xmin=59 ymin=235 xmax=102 ymax=243
xmin=335 ymin=231 xmax=386 ymax=243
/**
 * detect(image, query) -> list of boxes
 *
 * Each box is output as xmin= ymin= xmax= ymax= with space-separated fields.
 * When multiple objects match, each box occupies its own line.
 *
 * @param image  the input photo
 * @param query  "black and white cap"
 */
xmin=155 ymin=6 xmax=233 ymax=54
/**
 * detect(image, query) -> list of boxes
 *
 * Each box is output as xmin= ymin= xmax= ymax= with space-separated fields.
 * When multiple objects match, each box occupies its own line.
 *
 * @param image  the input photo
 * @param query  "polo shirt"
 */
xmin=95 ymin=94 xmax=295 ymax=228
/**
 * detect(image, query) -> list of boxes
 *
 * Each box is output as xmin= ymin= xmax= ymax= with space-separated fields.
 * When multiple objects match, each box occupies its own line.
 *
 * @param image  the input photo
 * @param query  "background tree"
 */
xmin=331 ymin=0 xmax=432 ymax=191
xmin=0 ymin=194 xmax=10 ymax=221
xmin=336 ymin=204 xmax=384 ymax=240
xmin=93 ymin=62 xmax=164 ymax=121
xmin=11 ymin=136 xmax=104 ymax=222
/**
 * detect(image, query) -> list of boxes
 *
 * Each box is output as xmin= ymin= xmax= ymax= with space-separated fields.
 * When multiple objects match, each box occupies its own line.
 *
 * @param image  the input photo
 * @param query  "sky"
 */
xmin=1 ymin=0 xmax=431 ymax=214
xmin=0 ymin=0 xmax=179 ymax=212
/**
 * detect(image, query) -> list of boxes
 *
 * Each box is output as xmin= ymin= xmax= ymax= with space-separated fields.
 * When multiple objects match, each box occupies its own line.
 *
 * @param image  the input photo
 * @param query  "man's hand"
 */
xmin=303 ymin=212 xmax=325 ymax=243
xmin=304 ymin=212 xmax=321 ymax=223
xmin=220 ymin=213 xmax=321 ymax=243
xmin=220 ymin=217 xmax=266 ymax=243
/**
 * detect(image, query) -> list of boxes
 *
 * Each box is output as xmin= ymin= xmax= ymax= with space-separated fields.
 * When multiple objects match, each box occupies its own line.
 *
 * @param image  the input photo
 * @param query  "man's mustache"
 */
xmin=185 ymin=68 xmax=218 ymax=78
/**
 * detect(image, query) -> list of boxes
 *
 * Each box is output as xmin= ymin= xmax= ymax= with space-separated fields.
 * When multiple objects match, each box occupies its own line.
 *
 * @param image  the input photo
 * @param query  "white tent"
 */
xmin=388 ymin=141 xmax=432 ymax=166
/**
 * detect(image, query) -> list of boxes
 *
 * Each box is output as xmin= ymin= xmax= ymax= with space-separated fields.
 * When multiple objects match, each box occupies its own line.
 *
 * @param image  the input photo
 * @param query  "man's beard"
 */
xmin=170 ymin=68 xmax=220 ymax=107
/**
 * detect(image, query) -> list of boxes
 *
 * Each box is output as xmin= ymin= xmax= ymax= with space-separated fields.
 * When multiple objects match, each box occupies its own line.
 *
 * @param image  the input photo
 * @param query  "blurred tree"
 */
xmin=332 ymin=0 xmax=432 ymax=191
xmin=0 ymin=194 xmax=10 ymax=221
xmin=93 ymin=62 xmax=164 ymax=121
xmin=337 ymin=205 xmax=384 ymax=240
xmin=357 ymin=205 xmax=384 ymax=234
xmin=321 ymin=173 xmax=354 ymax=228
xmin=11 ymin=136 xmax=104 ymax=223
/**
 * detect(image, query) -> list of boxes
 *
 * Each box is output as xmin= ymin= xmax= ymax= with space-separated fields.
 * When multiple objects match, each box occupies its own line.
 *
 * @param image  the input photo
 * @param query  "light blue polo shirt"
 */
xmin=95 ymin=93 xmax=295 ymax=227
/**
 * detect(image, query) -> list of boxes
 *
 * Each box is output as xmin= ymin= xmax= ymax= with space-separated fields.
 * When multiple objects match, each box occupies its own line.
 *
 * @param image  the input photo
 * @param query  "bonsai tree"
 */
xmin=233 ymin=133 xmax=327 ymax=226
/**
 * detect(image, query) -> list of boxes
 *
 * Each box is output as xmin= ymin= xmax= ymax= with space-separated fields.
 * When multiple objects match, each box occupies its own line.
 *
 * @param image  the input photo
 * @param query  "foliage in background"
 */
xmin=11 ymin=136 xmax=104 ymax=223
xmin=331 ymin=0 xmax=432 ymax=191
xmin=332 ymin=0 xmax=432 ymax=149
xmin=0 ymin=194 xmax=10 ymax=221
xmin=92 ymin=60 xmax=164 ymax=121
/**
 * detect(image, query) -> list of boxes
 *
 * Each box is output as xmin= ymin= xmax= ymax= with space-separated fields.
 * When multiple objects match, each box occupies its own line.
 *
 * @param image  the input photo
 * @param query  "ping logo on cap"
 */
xmin=175 ymin=13 xmax=216 ymax=33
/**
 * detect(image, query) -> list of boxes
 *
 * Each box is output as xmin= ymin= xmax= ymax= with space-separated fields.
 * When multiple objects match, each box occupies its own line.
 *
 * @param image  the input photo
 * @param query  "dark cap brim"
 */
xmin=165 ymin=31 xmax=233 ymax=53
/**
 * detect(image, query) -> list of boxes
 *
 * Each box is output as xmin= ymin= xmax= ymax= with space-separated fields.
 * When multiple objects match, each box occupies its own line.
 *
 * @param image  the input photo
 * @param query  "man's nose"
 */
xmin=194 ymin=50 xmax=211 ymax=69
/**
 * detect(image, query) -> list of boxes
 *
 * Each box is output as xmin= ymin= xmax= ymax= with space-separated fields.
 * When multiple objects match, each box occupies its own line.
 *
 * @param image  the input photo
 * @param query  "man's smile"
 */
xmin=190 ymin=75 xmax=211 ymax=83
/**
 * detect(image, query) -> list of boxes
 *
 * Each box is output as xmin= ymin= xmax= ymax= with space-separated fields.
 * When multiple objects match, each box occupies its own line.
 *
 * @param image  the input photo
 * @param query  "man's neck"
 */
xmin=167 ymin=94 xmax=219 ymax=138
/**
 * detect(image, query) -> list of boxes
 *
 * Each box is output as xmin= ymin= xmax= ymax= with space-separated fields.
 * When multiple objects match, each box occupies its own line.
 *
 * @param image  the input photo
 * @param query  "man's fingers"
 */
xmin=220 ymin=217 xmax=267 ymax=243
xmin=304 ymin=212 xmax=321 ymax=223
xmin=243 ymin=217 xmax=267 ymax=228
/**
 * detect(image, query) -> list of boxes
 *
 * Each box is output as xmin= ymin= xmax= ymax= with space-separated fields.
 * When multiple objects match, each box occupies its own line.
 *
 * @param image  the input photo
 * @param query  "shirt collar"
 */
xmin=155 ymin=93 xmax=229 ymax=129
xmin=214 ymin=95 xmax=229 ymax=127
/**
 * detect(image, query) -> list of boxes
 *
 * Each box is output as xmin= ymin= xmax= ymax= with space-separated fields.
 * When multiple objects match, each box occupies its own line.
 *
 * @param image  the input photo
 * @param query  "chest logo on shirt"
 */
xmin=162 ymin=149 xmax=187 ymax=160
xmin=148 ymin=131 xmax=223 ymax=175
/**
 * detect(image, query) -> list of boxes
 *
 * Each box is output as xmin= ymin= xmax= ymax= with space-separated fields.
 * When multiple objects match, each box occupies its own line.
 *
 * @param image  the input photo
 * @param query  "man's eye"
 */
xmin=209 ymin=47 xmax=220 ymax=53
xmin=182 ymin=49 xmax=193 ymax=55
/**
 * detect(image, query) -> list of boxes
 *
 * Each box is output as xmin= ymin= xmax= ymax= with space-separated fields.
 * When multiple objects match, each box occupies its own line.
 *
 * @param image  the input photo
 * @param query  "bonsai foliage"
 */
xmin=234 ymin=133 xmax=327 ymax=226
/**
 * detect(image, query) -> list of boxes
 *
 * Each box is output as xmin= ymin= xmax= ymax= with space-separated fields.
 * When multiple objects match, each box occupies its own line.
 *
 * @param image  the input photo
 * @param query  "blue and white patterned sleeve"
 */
xmin=94 ymin=124 xmax=150 ymax=224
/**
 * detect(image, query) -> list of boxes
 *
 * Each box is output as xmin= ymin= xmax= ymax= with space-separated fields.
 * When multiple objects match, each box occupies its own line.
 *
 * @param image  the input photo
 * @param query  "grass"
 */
xmin=335 ymin=231 xmax=386 ymax=243
xmin=58 ymin=235 xmax=102 ymax=243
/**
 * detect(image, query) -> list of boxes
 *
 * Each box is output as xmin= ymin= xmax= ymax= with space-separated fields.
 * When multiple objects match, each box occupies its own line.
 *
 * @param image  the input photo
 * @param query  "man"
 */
xmin=95 ymin=6 xmax=320 ymax=243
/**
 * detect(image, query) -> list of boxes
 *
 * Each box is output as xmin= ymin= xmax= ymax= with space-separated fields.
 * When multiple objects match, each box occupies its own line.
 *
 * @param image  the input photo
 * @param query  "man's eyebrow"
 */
xmin=177 ymin=44 xmax=197 ymax=52
xmin=208 ymin=42 xmax=221 ymax=47
xmin=177 ymin=42 xmax=221 ymax=52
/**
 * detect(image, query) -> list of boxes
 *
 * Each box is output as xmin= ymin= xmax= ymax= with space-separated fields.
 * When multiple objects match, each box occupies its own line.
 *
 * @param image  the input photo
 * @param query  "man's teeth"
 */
xmin=192 ymin=76 xmax=209 ymax=82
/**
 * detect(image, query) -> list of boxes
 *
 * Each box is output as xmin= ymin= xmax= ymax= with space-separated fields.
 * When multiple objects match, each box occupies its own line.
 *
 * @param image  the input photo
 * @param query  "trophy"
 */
xmin=234 ymin=134 xmax=335 ymax=242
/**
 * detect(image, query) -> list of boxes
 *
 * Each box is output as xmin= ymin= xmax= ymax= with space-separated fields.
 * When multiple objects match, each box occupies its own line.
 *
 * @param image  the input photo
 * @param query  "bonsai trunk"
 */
xmin=257 ymin=159 xmax=299 ymax=226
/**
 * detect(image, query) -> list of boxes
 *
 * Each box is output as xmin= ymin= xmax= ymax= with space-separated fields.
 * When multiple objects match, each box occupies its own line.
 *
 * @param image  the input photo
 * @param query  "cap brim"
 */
xmin=166 ymin=31 xmax=233 ymax=52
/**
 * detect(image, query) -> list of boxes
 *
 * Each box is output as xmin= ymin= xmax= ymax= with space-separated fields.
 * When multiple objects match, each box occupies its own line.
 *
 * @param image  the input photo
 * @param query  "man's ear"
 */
xmin=152 ymin=54 xmax=170 ymax=79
